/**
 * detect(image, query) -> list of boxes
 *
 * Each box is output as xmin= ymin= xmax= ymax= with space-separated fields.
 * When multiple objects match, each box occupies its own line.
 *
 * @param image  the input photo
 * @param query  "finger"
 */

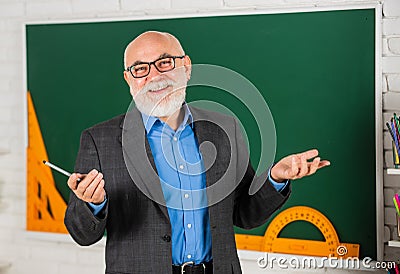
xmin=82 ymin=172 xmax=103 ymax=201
xmin=308 ymin=157 xmax=320 ymax=175
xmin=75 ymin=173 xmax=85 ymax=183
xmin=76 ymin=169 xmax=99 ymax=195
xmin=83 ymin=172 xmax=103 ymax=200
xmin=297 ymin=149 xmax=319 ymax=161
xmin=91 ymin=179 xmax=106 ymax=204
xmin=297 ymin=155 xmax=309 ymax=177
xmin=67 ymin=173 xmax=80 ymax=191
xmin=287 ymin=156 xmax=299 ymax=178
xmin=318 ymin=160 xmax=331 ymax=169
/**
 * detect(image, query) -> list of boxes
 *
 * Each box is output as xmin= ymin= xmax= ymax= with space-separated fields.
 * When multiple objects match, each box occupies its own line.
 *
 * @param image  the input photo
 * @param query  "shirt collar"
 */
xmin=140 ymin=103 xmax=193 ymax=134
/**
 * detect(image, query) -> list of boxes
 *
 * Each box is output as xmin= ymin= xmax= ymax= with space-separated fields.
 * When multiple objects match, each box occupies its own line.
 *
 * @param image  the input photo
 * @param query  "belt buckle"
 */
xmin=181 ymin=261 xmax=194 ymax=274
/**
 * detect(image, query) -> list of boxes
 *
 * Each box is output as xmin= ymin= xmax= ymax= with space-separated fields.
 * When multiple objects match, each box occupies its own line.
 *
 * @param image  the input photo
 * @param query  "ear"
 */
xmin=123 ymin=70 xmax=130 ymax=86
xmin=183 ymin=55 xmax=192 ymax=81
xmin=123 ymin=71 xmax=136 ymax=97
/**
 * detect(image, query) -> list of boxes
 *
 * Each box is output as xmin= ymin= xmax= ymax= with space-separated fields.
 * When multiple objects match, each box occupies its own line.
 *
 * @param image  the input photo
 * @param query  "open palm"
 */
xmin=270 ymin=149 xmax=330 ymax=182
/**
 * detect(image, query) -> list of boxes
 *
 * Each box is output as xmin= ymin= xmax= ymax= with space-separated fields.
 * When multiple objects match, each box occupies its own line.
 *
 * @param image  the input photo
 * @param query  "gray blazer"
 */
xmin=64 ymin=106 xmax=291 ymax=274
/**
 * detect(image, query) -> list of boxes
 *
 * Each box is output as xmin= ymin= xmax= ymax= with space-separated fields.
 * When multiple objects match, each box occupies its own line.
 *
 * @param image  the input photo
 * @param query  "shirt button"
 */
xmin=173 ymin=136 xmax=178 ymax=141
xmin=187 ymin=254 xmax=192 ymax=259
xmin=187 ymin=223 xmax=192 ymax=229
xmin=184 ymin=193 xmax=189 ymax=199
xmin=179 ymin=164 xmax=184 ymax=170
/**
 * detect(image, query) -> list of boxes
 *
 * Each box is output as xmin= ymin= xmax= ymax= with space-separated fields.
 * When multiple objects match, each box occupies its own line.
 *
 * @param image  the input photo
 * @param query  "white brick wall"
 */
xmin=120 ymin=0 xmax=171 ymax=12
xmin=0 ymin=0 xmax=398 ymax=273
xmin=383 ymin=18 xmax=400 ymax=36
xmin=388 ymin=38 xmax=400 ymax=55
xmin=0 ymin=2 xmax=25 ymax=18
xmin=383 ymin=56 xmax=400 ymax=74
xmin=26 ymin=1 xmax=73 ymax=17
xmin=224 ymin=0 xmax=284 ymax=7
xmin=71 ymin=0 xmax=120 ymax=13
xmin=383 ymin=0 xmax=400 ymax=17
xmin=382 ymin=0 xmax=400 ymax=263
xmin=387 ymin=74 xmax=400 ymax=91
xmin=171 ymin=0 xmax=223 ymax=9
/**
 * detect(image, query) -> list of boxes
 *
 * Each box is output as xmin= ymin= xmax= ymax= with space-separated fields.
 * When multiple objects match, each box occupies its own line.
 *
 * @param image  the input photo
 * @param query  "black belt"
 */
xmin=172 ymin=261 xmax=213 ymax=274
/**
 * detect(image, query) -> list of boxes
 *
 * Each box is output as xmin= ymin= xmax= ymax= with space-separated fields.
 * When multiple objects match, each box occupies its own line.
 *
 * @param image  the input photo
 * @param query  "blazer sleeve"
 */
xmin=64 ymin=129 xmax=108 ymax=246
xmin=232 ymin=117 xmax=291 ymax=229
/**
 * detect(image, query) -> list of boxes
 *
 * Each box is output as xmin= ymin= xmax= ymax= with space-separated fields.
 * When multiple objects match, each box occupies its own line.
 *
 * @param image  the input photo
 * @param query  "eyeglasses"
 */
xmin=126 ymin=55 xmax=186 ymax=78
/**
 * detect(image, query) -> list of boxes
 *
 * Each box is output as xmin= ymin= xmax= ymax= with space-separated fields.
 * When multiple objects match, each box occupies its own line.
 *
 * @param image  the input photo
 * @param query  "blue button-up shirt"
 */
xmin=89 ymin=105 xmax=288 ymax=265
xmin=142 ymin=105 xmax=211 ymax=265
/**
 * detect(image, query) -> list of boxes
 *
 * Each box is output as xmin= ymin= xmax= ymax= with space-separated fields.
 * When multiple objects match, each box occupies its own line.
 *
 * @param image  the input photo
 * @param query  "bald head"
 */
xmin=124 ymin=31 xmax=185 ymax=68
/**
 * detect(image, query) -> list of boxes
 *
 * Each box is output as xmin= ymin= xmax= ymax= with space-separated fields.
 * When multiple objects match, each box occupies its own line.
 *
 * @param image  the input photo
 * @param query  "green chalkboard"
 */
xmin=26 ymin=9 xmax=376 ymax=258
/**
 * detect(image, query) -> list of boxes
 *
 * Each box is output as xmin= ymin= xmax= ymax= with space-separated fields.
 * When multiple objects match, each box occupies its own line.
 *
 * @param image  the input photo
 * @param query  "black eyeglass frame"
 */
xmin=125 ymin=55 xmax=186 ymax=78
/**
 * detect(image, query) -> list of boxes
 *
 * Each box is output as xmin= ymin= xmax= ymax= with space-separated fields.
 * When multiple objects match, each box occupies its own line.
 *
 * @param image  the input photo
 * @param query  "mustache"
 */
xmin=139 ymin=78 xmax=176 ymax=95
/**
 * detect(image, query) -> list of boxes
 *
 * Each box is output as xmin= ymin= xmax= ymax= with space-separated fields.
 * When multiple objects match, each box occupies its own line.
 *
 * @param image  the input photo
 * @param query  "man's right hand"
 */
xmin=67 ymin=169 xmax=106 ymax=204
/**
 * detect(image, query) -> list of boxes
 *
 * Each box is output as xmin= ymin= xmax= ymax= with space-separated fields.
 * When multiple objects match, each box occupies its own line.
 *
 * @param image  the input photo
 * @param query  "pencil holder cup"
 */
xmin=397 ymin=214 xmax=400 ymax=238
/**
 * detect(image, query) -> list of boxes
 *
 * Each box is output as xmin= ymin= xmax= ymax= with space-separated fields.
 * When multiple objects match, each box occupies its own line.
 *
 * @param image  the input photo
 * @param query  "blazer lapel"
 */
xmin=119 ymin=107 xmax=170 ymax=221
xmin=189 ymin=106 xmax=233 ymax=211
xmin=190 ymin=107 xmax=223 ymax=188
xmin=189 ymin=106 xmax=234 ymax=235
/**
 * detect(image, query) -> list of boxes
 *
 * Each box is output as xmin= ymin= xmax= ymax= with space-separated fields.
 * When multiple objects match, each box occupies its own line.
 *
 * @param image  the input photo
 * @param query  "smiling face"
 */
xmin=123 ymin=31 xmax=191 ymax=117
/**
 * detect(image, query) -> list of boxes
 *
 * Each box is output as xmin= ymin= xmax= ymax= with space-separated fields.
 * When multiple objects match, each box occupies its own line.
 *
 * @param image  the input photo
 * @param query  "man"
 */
xmin=64 ymin=31 xmax=330 ymax=274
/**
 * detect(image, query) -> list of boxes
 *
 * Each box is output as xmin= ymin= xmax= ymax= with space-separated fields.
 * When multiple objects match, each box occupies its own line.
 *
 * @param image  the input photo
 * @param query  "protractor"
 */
xmin=263 ymin=206 xmax=339 ymax=257
xmin=235 ymin=206 xmax=359 ymax=258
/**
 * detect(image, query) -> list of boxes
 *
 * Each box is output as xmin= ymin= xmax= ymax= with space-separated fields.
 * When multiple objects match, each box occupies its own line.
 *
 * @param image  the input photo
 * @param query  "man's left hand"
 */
xmin=270 ymin=149 xmax=330 ymax=183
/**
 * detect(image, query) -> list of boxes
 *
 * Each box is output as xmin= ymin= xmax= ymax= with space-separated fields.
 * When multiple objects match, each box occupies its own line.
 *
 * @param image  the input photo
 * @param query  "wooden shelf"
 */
xmin=388 ymin=240 xmax=400 ymax=247
xmin=387 ymin=168 xmax=400 ymax=175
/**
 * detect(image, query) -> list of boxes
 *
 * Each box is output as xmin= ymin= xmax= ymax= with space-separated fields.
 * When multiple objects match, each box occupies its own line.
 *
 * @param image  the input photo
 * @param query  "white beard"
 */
xmin=132 ymin=74 xmax=187 ymax=117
